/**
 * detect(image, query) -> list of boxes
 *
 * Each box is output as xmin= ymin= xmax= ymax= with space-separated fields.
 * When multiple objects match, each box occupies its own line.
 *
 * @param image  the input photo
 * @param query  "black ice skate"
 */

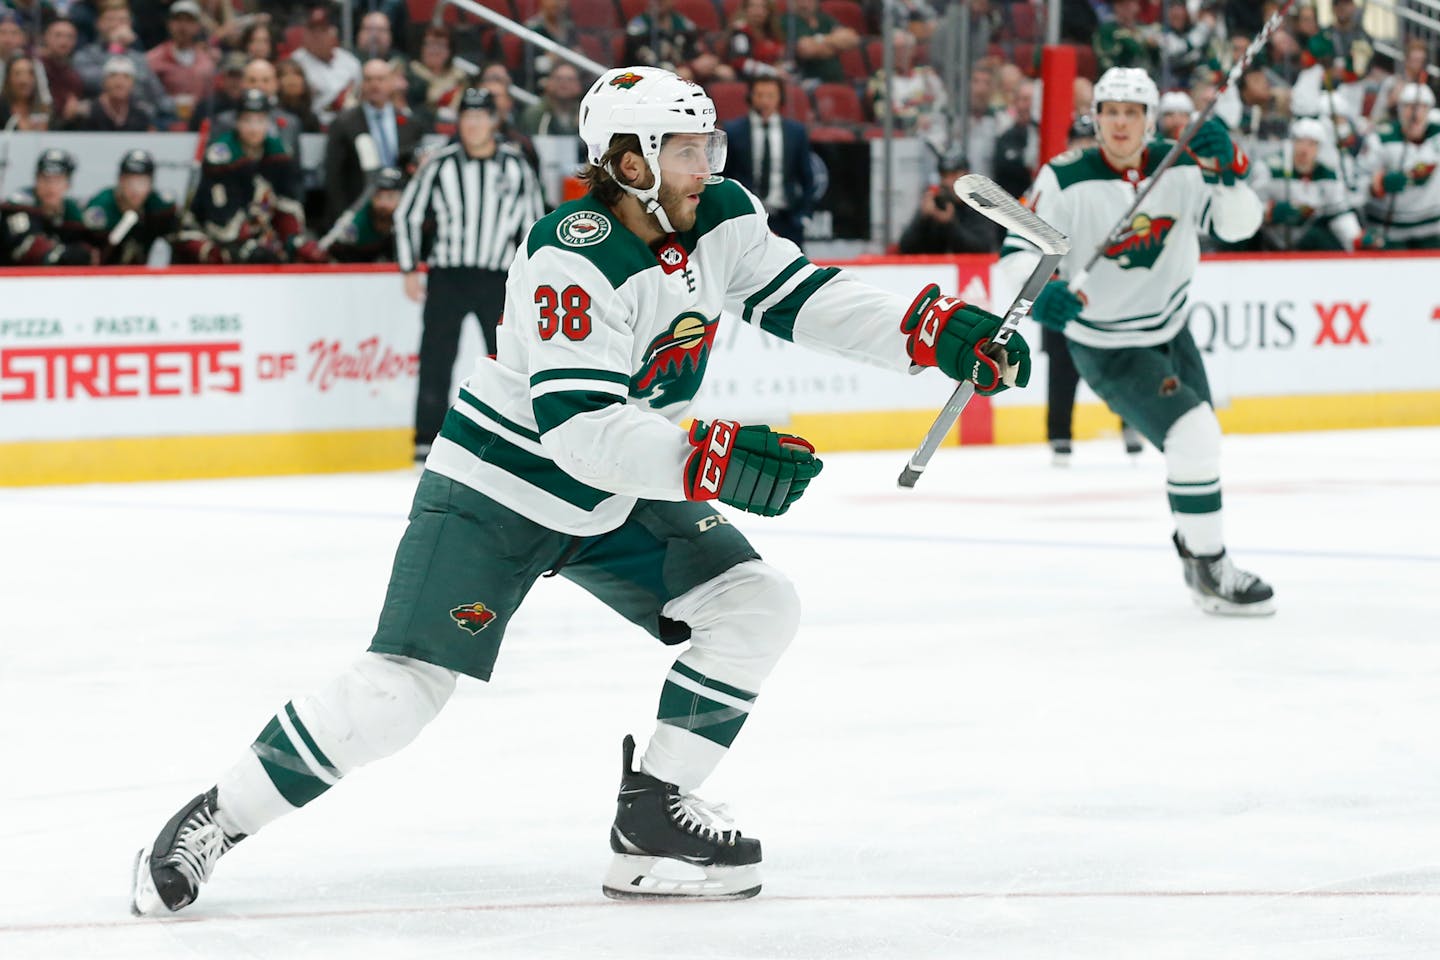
xmin=1122 ymin=425 xmax=1144 ymax=456
xmin=1050 ymin=439 xmax=1073 ymax=468
xmin=130 ymin=787 xmax=245 ymax=916
xmin=602 ymin=735 xmax=762 ymax=901
xmin=1173 ymin=533 xmax=1276 ymax=617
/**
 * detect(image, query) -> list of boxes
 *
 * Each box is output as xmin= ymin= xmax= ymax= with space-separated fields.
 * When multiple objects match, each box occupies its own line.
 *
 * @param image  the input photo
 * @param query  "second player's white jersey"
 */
xmin=425 ymin=178 xmax=914 ymax=536
xmin=1358 ymin=120 xmax=1440 ymax=241
xmin=1000 ymin=145 xmax=1263 ymax=349
xmin=1249 ymin=155 xmax=1363 ymax=249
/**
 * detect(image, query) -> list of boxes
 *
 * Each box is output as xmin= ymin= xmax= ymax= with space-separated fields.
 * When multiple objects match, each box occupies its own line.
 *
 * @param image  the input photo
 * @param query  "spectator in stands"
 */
xmin=325 ymin=57 xmax=425 ymax=227
xmin=1073 ymin=75 xmax=1093 ymax=119
xmin=520 ymin=59 xmax=580 ymax=137
xmin=212 ymin=56 xmax=303 ymax=152
xmin=147 ymin=0 xmax=217 ymax=127
xmin=1095 ymin=0 xmax=1159 ymax=76
xmin=189 ymin=50 xmax=246 ymax=132
xmin=720 ymin=74 xmax=813 ymax=248
xmin=0 ymin=15 xmax=27 ymax=83
xmin=1157 ymin=90 xmax=1195 ymax=141
xmin=874 ymin=0 xmax=940 ymax=43
xmin=480 ymin=67 xmax=541 ymax=173
xmin=897 ymin=148 xmax=1000 ymax=255
xmin=70 ymin=55 xmax=154 ymax=130
xmin=0 ymin=54 xmax=50 ymax=129
xmin=328 ymin=164 xmax=402 ymax=263
xmin=724 ymin=0 xmax=787 ymax=83
xmin=0 ymin=148 xmax=98 ymax=266
xmin=353 ymin=0 xmax=408 ymax=47
xmin=522 ymin=0 xmax=578 ymax=91
xmin=992 ymin=79 xmax=1038 ymax=199
xmin=1218 ymin=64 xmax=1291 ymax=146
xmin=194 ymin=0 xmax=247 ymax=51
xmin=782 ymin=0 xmax=856 ymax=86
xmin=4 ymin=0 xmax=56 ymax=35
xmin=276 ymin=56 xmax=322 ymax=132
xmin=406 ymin=24 xmax=472 ymax=126
xmin=1158 ymin=1 xmax=1216 ymax=90
xmin=354 ymin=10 xmax=399 ymax=67
xmin=39 ymin=17 xmax=86 ymax=125
xmin=929 ymin=0 xmax=1003 ymax=73
xmin=240 ymin=18 xmax=275 ymax=62
xmin=625 ymin=0 xmax=732 ymax=84
xmin=83 ymin=148 xmax=181 ymax=265
xmin=1325 ymin=0 xmax=1374 ymax=74
xmin=290 ymin=3 xmax=361 ymax=127
xmin=867 ymin=29 xmax=946 ymax=152
xmin=74 ymin=2 xmax=167 ymax=114
xmin=962 ymin=64 xmax=1000 ymax=178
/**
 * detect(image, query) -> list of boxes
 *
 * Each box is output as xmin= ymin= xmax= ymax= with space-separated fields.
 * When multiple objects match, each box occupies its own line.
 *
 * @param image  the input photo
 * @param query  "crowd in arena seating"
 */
xmin=0 ymin=0 xmax=1438 ymax=264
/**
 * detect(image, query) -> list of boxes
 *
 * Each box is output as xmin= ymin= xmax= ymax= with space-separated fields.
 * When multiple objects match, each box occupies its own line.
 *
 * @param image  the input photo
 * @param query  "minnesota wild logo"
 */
xmin=1104 ymin=213 xmax=1176 ymax=270
xmin=450 ymin=602 xmax=496 ymax=635
xmin=609 ymin=71 xmax=644 ymax=90
xmin=631 ymin=312 xmax=716 ymax=408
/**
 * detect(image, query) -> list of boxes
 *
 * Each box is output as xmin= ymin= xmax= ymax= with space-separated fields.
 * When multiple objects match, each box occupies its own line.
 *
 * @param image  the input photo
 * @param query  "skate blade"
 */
xmin=601 ymin=854 xmax=761 ymax=901
xmin=130 ymin=846 xmax=166 ymax=917
xmin=1193 ymin=593 xmax=1277 ymax=617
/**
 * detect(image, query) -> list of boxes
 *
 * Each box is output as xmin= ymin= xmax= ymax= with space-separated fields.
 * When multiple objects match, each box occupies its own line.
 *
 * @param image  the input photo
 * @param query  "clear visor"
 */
xmin=659 ymin=130 xmax=728 ymax=179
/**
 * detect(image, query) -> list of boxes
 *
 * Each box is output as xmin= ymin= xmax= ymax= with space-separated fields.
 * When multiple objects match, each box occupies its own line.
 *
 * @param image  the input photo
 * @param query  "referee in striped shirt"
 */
xmin=397 ymin=85 xmax=547 ymax=458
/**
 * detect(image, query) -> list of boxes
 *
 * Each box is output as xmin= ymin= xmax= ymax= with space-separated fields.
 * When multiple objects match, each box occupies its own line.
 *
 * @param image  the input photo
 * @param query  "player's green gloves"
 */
xmin=1269 ymin=200 xmax=1305 ymax=226
xmin=1189 ymin=118 xmax=1243 ymax=185
xmin=683 ymin=419 xmax=823 ymax=517
xmin=901 ymin=284 xmax=1030 ymax=395
xmin=1376 ymin=169 xmax=1409 ymax=196
xmin=1032 ymin=280 xmax=1084 ymax=333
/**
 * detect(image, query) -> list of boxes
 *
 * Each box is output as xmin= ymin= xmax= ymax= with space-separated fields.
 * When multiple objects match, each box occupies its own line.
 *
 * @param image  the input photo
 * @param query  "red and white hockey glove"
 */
xmin=683 ymin=419 xmax=823 ymax=517
xmin=901 ymin=284 xmax=1031 ymax=396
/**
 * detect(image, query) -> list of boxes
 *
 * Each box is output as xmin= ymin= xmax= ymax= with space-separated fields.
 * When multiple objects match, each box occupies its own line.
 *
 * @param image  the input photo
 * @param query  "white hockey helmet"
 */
xmin=1290 ymin=117 xmax=1328 ymax=143
xmin=578 ymin=66 xmax=726 ymax=231
xmin=1092 ymin=67 xmax=1160 ymax=136
xmin=1157 ymin=91 xmax=1195 ymax=117
xmin=1398 ymin=82 xmax=1437 ymax=109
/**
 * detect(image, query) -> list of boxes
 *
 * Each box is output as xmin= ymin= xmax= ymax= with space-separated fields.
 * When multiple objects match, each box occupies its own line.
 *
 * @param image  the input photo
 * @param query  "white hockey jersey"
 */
xmin=999 ymin=145 xmax=1263 ymax=349
xmin=1358 ymin=120 xmax=1440 ymax=242
xmin=1248 ymin=154 xmax=1363 ymax=250
xmin=424 ymin=178 xmax=915 ymax=536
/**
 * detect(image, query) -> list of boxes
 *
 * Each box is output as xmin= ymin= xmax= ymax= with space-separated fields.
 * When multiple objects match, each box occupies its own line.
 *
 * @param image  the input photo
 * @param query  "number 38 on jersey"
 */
xmin=534 ymin=284 xmax=593 ymax=341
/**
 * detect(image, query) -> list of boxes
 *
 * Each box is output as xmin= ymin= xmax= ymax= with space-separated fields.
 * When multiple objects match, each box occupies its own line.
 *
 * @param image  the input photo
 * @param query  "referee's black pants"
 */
xmin=415 ymin=267 xmax=506 ymax=449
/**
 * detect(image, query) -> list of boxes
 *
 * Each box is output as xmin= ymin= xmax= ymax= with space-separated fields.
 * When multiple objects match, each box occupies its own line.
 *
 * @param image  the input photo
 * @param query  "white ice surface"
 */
xmin=2 ymin=428 xmax=1439 ymax=959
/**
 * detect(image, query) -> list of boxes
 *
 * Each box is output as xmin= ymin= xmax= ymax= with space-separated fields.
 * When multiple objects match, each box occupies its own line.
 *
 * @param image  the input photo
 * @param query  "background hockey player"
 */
xmin=0 ymin=149 xmax=99 ymax=267
xmin=173 ymin=88 xmax=327 ymax=265
xmin=327 ymin=165 xmax=404 ymax=263
xmin=82 ymin=149 xmax=180 ymax=265
xmin=1249 ymin=118 xmax=1373 ymax=252
xmin=130 ymin=65 xmax=1030 ymax=914
xmin=1001 ymin=67 xmax=1274 ymax=616
xmin=1359 ymin=83 xmax=1440 ymax=250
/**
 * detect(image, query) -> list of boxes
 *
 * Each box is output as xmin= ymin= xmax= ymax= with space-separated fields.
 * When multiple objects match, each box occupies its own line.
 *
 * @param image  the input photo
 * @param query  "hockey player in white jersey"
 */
xmin=1250 ymin=118 xmax=1373 ymax=251
xmin=1359 ymin=83 xmax=1440 ymax=249
xmin=1000 ymin=67 xmax=1275 ymax=616
xmin=128 ymin=66 xmax=1031 ymax=913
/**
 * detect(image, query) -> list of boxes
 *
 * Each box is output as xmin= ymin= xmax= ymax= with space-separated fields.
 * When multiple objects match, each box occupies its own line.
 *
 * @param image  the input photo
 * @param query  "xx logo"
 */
xmin=1313 ymin=302 xmax=1370 ymax=346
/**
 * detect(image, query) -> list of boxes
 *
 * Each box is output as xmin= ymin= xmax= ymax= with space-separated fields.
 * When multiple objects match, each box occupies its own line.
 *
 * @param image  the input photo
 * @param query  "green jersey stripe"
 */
xmin=530 ymin=367 xmax=631 ymax=388
xmin=757 ymin=266 xmax=841 ymax=341
xmin=741 ymin=255 xmax=810 ymax=325
xmin=533 ymin=389 xmax=624 ymax=435
xmin=439 ymin=408 xmax=612 ymax=510
xmin=459 ymin=387 xmax=541 ymax=442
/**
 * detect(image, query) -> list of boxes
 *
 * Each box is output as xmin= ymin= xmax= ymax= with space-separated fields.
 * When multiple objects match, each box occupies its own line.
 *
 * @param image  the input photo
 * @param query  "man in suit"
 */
xmin=324 ymin=57 xmax=426 ymax=230
xmin=721 ymin=75 xmax=814 ymax=249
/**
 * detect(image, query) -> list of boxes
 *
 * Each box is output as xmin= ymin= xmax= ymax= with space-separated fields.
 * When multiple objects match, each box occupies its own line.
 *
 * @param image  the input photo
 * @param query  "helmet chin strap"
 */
xmin=611 ymin=154 xmax=677 ymax=234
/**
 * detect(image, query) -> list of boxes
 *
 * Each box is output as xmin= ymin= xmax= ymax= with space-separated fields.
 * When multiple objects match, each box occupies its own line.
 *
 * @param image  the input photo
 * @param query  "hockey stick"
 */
xmin=183 ymin=118 xmax=211 ymax=213
xmin=1067 ymin=0 xmax=1297 ymax=294
xmin=319 ymin=133 xmax=381 ymax=251
xmin=897 ymin=175 xmax=1069 ymax=489
xmin=108 ymin=209 xmax=140 ymax=247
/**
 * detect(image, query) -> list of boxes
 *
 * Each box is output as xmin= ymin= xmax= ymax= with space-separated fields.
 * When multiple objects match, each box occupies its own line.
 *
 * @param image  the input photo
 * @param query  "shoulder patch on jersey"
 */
xmin=206 ymin=142 xmax=233 ymax=165
xmin=1051 ymin=148 xmax=1083 ymax=165
xmin=83 ymin=206 xmax=108 ymax=229
xmin=7 ymin=212 xmax=30 ymax=234
xmin=557 ymin=209 xmax=613 ymax=247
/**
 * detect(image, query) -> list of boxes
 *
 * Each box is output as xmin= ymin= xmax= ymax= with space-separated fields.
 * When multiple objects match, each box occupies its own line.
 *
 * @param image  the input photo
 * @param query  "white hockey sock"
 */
xmin=1164 ymin=404 xmax=1225 ymax=556
xmin=215 ymin=749 xmax=297 ymax=837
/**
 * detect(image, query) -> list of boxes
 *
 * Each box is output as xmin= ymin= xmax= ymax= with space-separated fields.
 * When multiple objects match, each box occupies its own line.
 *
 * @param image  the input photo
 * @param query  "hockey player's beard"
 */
xmin=657 ymin=177 xmax=703 ymax=232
